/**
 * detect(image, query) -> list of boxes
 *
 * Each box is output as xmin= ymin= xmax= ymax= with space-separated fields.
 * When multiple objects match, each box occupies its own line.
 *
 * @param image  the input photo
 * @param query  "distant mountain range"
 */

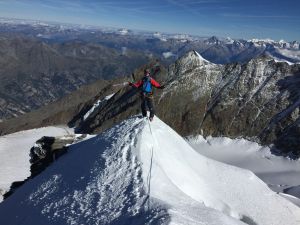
xmin=1 ymin=17 xmax=299 ymax=64
xmin=0 ymin=33 xmax=150 ymax=120
xmin=0 ymin=17 xmax=299 ymax=121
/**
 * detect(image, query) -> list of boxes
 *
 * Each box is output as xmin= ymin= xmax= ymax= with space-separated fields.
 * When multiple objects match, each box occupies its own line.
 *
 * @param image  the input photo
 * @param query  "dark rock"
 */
xmin=72 ymin=51 xmax=300 ymax=157
xmin=4 ymin=134 xmax=87 ymax=200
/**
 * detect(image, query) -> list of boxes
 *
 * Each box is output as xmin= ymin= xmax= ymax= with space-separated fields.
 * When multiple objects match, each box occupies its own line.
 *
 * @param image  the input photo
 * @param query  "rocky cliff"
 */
xmin=73 ymin=51 xmax=300 ymax=157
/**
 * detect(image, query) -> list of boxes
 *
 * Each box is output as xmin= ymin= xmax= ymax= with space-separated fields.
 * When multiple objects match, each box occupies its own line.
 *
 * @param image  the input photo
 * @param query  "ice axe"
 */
xmin=113 ymin=73 xmax=136 ymax=87
xmin=131 ymin=73 xmax=136 ymax=82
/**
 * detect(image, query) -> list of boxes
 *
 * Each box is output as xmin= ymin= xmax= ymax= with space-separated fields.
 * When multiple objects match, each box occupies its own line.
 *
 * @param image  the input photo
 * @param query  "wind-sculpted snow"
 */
xmin=0 ymin=117 xmax=168 ymax=225
xmin=0 ymin=116 xmax=300 ymax=225
xmin=140 ymin=117 xmax=300 ymax=225
xmin=187 ymin=136 xmax=300 ymax=200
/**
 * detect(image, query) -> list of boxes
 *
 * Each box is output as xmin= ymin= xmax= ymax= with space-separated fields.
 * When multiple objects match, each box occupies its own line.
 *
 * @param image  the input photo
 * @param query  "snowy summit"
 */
xmin=0 ymin=116 xmax=299 ymax=225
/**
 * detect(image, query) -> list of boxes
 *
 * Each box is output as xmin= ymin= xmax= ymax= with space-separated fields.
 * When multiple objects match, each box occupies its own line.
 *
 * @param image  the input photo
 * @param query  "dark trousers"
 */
xmin=141 ymin=94 xmax=155 ymax=118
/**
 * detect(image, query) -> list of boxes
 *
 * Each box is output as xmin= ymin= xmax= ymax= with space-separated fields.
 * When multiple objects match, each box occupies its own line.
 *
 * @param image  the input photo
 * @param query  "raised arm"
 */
xmin=150 ymin=78 xmax=163 ymax=88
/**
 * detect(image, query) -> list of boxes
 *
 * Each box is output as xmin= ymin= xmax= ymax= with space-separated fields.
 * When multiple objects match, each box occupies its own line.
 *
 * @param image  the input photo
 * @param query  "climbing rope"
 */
xmin=146 ymin=117 xmax=155 ymax=210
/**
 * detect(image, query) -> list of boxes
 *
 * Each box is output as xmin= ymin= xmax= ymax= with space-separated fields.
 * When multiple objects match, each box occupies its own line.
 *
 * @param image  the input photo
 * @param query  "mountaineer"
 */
xmin=129 ymin=69 xmax=164 ymax=121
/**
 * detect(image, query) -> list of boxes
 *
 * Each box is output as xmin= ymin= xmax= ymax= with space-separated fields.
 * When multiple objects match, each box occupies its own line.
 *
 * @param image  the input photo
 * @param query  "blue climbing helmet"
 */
xmin=142 ymin=69 xmax=152 ymax=93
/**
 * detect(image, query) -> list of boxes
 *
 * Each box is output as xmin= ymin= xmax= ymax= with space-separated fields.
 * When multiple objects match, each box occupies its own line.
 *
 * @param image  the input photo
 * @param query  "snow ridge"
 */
xmin=140 ymin=117 xmax=300 ymax=225
xmin=194 ymin=50 xmax=210 ymax=63
xmin=0 ymin=116 xmax=300 ymax=225
xmin=0 ymin=117 xmax=168 ymax=225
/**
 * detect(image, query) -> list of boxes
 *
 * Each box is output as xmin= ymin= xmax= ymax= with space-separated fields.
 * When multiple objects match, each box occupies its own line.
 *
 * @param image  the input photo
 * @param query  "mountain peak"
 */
xmin=205 ymin=36 xmax=220 ymax=45
xmin=179 ymin=50 xmax=211 ymax=65
xmin=193 ymin=50 xmax=210 ymax=62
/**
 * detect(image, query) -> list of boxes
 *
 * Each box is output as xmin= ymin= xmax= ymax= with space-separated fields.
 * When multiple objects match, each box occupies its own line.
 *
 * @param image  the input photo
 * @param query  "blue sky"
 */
xmin=0 ymin=0 xmax=299 ymax=41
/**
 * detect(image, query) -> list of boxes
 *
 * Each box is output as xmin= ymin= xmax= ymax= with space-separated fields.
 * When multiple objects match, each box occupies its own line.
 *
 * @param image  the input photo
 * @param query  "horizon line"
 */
xmin=0 ymin=16 xmax=298 ymax=43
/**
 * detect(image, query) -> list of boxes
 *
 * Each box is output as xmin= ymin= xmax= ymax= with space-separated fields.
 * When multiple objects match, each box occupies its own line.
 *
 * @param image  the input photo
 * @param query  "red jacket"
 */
xmin=131 ymin=77 xmax=161 ymax=89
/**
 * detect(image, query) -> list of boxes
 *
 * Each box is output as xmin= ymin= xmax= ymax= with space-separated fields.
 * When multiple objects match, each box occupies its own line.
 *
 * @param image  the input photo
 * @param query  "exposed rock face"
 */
xmin=4 ymin=134 xmax=87 ymax=199
xmin=200 ymin=57 xmax=300 ymax=157
xmin=159 ymin=52 xmax=300 ymax=157
xmin=30 ymin=135 xmax=88 ymax=176
xmin=156 ymin=51 xmax=222 ymax=135
xmin=73 ymin=51 xmax=300 ymax=157
xmin=30 ymin=136 xmax=68 ymax=176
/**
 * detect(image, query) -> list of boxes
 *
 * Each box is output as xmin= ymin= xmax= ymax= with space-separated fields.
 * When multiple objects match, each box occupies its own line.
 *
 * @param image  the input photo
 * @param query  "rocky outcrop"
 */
xmin=30 ymin=136 xmax=68 ymax=176
xmin=30 ymin=134 xmax=88 ymax=176
xmin=4 ymin=134 xmax=87 ymax=199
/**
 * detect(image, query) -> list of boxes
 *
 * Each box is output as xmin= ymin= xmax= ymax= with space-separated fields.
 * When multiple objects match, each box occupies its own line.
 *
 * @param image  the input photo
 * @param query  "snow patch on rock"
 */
xmin=83 ymin=93 xmax=115 ymax=121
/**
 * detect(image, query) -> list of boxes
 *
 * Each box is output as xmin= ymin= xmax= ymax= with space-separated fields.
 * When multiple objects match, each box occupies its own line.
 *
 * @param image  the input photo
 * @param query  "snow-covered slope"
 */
xmin=141 ymin=117 xmax=300 ymax=225
xmin=0 ymin=126 xmax=73 ymax=202
xmin=265 ymin=47 xmax=300 ymax=64
xmin=188 ymin=136 xmax=300 ymax=198
xmin=0 ymin=116 xmax=299 ymax=225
